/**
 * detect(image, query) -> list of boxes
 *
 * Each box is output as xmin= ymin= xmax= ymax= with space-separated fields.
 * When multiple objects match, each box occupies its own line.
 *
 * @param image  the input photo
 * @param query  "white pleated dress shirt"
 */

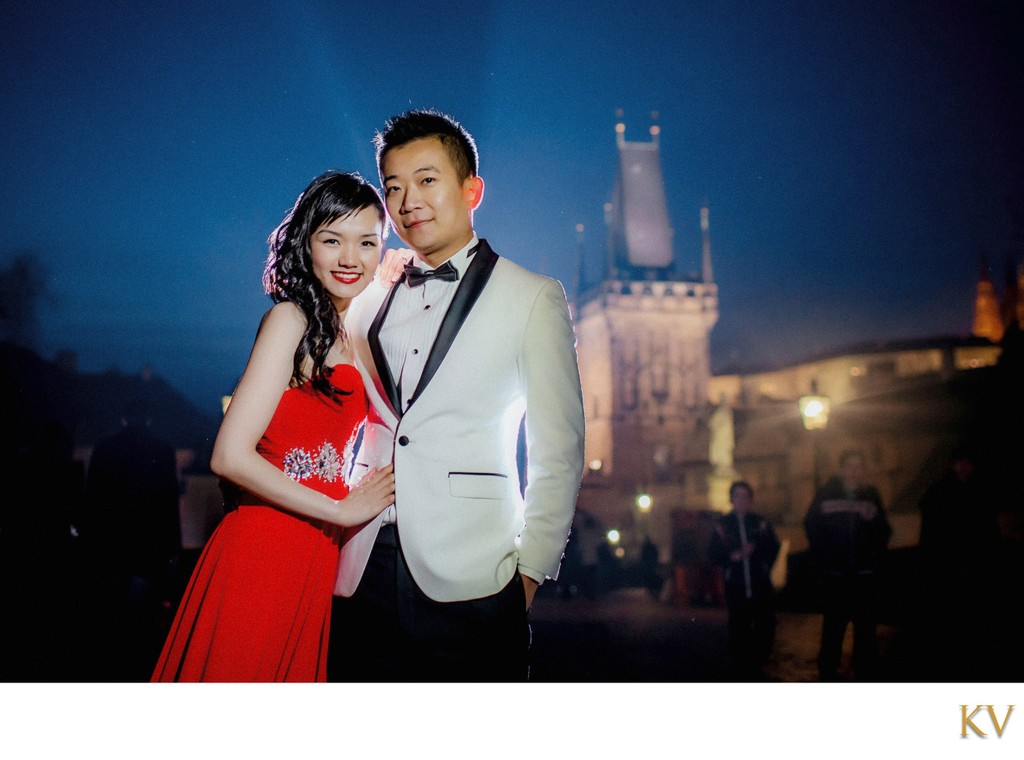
xmin=376 ymin=236 xmax=478 ymax=523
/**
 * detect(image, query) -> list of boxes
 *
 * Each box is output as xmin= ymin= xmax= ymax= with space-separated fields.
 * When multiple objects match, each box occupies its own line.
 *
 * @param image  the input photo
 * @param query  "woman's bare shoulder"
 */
xmin=257 ymin=301 xmax=307 ymax=334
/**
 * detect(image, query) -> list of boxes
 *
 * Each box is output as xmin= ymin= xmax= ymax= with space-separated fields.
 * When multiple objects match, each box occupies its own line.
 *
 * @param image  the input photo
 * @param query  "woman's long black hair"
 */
xmin=262 ymin=170 xmax=385 ymax=396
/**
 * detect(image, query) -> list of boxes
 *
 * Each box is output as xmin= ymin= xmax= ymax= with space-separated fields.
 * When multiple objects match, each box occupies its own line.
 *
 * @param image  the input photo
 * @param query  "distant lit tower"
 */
xmin=973 ymin=253 xmax=1004 ymax=342
xmin=573 ymin=113 xmax=719 ymax=552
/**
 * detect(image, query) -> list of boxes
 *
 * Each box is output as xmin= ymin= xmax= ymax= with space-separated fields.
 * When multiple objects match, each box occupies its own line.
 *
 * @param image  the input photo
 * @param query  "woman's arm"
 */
xmin=210 ymin=302 xmax=393 ymax=527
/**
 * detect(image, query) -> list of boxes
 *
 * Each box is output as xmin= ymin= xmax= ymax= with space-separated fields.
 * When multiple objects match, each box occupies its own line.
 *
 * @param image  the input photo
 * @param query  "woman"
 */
xmin=152 ymin=171 xmax=397 ymax=682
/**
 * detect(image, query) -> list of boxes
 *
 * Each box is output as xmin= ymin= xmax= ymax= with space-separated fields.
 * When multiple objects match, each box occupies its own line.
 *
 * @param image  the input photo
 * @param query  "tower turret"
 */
xmin=701 ymin=205 xmax=713 ymax=284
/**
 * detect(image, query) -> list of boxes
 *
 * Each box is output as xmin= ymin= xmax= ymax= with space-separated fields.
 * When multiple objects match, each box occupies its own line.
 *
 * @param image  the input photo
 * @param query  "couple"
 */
xmin=151 ymin=109 xmax=586 ymax=682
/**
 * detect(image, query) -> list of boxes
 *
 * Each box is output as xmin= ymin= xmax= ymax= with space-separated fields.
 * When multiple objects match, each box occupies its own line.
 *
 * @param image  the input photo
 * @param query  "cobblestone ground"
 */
xmin=528 ymin=586 xmax=901 ymax=683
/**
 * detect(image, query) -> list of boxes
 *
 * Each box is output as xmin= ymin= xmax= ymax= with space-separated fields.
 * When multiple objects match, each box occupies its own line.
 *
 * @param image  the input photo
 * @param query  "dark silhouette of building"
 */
xmin=0 ymin=341 xmax=217 ymax=681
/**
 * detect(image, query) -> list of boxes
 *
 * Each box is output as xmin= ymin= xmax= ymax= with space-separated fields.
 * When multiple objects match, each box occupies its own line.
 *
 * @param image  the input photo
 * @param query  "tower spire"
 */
xmin=701 ymin=205 xmax=714 ymax=283
xmin=571 ymin=222 xmax=585 ymax=318
xmin=607 ymin=110 xmax=674 ymax=272
xmin=973 ymin=251 xmax=1004 ymax=342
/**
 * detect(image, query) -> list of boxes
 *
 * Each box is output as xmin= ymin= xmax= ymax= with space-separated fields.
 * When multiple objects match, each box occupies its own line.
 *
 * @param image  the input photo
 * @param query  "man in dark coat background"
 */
xmin=804 ymin=449 xmax=891 ymax=681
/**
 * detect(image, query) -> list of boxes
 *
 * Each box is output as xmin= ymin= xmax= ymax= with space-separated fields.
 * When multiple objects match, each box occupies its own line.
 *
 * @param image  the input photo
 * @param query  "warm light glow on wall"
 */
xmin=589 ymin=459 xmax=603 ymax=471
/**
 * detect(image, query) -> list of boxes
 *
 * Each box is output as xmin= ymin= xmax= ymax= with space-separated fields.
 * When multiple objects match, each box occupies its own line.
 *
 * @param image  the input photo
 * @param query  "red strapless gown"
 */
xmin=152 ymin=364 xmax=366 ymax=682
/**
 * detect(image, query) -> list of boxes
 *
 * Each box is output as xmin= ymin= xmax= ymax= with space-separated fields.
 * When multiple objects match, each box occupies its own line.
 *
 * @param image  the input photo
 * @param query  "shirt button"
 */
xmin=411 ymin=348 xmax=419 ymax=355
xmin=398 ymin=436 xmax=409 ymax=446
xmin=424 ymin=304 xmax=431 ymax=310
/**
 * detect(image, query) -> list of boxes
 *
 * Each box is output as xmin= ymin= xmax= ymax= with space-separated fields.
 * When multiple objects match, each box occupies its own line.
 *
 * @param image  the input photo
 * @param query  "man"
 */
xmin=804 ymin=449 xmax=890 ymax=681
xmin=329 ymin=109 xmax=585 ymax=681
xmin=916 ymin=446 xmax=1001 ymax=678
xmin=708 ymin=481 xmax=780 ymax=679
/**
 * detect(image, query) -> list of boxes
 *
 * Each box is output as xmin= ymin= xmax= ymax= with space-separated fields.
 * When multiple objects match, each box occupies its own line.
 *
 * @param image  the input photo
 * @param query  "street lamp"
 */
xmin=799 ymin=384 xmax=830 ymax=490
xmin=607 ymin=528 xmax=625 ymax=559
xmin=634 ymin=491 xmax=654 ymax=544
xmin=799 ymin=394 xmax=830 ymax=430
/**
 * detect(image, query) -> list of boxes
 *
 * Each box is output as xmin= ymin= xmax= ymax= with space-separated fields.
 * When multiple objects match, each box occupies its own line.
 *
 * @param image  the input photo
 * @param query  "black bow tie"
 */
xmin=403 ymin=260 xmax=459 ymax=288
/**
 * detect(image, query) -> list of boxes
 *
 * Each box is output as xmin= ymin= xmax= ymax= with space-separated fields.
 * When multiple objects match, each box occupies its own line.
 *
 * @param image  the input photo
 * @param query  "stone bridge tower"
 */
xmin=573 ymin=117 xmax=719 ymax=559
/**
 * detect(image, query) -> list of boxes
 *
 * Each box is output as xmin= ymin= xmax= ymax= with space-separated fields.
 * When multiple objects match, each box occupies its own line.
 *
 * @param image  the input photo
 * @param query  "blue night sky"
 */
xmin=3 ymin=0 xmax=1022 ymax=417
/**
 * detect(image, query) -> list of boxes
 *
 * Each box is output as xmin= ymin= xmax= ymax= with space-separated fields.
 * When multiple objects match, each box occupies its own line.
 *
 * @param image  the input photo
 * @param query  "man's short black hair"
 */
xmin=374 ymin=108 xmax=479 ymax=182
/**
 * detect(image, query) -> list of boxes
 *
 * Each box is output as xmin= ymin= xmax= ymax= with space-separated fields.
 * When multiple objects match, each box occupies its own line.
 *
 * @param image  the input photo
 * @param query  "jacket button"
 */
xmin=398 ymin=436 xmax=409 ymax=446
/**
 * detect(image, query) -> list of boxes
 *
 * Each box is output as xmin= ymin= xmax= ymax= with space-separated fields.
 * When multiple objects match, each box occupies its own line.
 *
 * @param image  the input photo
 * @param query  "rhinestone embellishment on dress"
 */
xmin=283 ymin=441 xmax=342 ymax=482
xmin=316 ymin=442 xmax=342 ymax=482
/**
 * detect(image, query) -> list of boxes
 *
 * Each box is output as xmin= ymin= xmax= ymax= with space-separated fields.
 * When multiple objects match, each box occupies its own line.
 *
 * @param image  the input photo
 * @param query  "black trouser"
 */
xmin=817 ymin=573 xmax=880 ymax=679
xmin=725 ymin=591 xmax=777 ymax=675
xmin=328 ymin=525 xmax=531 ymax=682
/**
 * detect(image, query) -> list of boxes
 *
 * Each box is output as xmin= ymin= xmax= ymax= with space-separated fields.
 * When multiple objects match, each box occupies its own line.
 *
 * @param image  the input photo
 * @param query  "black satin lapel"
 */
xmin=409 ymin=240 xmax=499 ymax=406
xmin=369 ymin=278 xmax=404 ymax=417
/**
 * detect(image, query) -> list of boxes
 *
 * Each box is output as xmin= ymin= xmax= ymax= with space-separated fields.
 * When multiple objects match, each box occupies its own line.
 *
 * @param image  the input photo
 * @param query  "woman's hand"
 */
xmin=378 ymin=248 xmax=415 ymax=286
xmin=337 ymin=463 xmax=395 ymax=526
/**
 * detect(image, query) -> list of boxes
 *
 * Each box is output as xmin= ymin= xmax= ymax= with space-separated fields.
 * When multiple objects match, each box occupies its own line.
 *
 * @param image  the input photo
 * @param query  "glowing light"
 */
xmin=803 ymin=398 xmax=824 ymax=417
xmin=636 ymin=493 xmax=653 ymax=511
xmin=589 ymin=458 xmax=603 ymax=471
xmin=614 ymin=547 xmax=626 ymax=558
xmin=799 ymin=395 xmax=831 ymax=430
xmin=615 ymin=122 xmax=625 ymax=134
xmin=607 ymin=529 xmax=621 ymax=544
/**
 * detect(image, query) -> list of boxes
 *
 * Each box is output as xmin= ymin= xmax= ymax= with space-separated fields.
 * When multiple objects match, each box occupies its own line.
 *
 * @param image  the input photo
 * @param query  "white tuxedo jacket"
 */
xmin=334 ymin=240 xmax=585 ymax=602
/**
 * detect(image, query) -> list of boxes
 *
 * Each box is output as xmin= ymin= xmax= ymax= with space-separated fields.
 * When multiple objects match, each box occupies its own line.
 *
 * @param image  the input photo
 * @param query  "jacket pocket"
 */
xmin=448 ymin=472 xmax=509 ymax=499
